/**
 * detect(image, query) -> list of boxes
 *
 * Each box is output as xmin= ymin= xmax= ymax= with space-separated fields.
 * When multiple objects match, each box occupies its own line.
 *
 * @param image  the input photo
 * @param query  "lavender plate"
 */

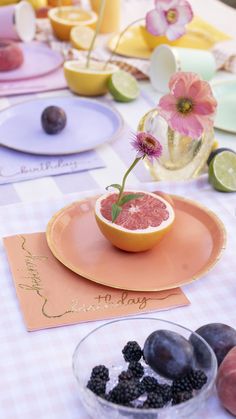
xmin=0 ymin=43 xmax=63 ymax=82
xmin=0 ymin=97 xmax=123 ymax=155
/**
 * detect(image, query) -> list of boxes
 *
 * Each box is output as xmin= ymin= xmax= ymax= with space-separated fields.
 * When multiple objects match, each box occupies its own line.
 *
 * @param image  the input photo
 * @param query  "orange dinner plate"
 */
xmin=46 ymin=194 xmax=226 ymax=292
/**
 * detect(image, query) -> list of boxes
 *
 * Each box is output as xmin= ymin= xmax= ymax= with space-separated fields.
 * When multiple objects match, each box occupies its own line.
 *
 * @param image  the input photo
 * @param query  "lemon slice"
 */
xmin=108 ymin=70 xmax=140 ymax=102
xmin=208 ymin=150 xmax=236 ymax=192
xmin=70 ymin=25 xmax=95 ymax=50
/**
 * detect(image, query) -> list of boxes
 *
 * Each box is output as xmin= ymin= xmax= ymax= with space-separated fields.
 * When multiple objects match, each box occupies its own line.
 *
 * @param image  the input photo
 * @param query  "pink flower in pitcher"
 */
xmin=158 ymin=72 xmax=217 ymax=138
xmin=131 ymin=132 xmax=163 ymax=162
xmin=146 ymin=0 xmax=193 ymax=41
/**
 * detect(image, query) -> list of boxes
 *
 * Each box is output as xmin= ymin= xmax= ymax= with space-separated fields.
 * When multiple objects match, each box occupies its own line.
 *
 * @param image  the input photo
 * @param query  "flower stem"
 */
xmin=86 ymin=0 xmax=106 ymax=69
xmin=117 ymin=157 xmax=141 ymax=204
xmin=103 ymin=17 xmax=143 ymax=69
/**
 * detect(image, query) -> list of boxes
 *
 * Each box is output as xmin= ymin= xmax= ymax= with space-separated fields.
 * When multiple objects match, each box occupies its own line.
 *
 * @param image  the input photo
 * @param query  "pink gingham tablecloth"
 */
xmin=0 ymin=178 xmax=235 ymax=419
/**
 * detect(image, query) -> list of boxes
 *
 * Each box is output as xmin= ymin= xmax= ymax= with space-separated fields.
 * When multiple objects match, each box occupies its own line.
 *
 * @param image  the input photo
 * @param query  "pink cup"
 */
xmin=0 ymin=1 xmax=36 ymax=42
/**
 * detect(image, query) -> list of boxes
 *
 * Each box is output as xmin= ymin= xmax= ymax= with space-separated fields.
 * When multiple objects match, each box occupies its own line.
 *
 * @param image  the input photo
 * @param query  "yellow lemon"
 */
xmin=48 ymin=6 xmax=97 ymax=41
xmin=64 ymin=60 xmax=118 ymax=96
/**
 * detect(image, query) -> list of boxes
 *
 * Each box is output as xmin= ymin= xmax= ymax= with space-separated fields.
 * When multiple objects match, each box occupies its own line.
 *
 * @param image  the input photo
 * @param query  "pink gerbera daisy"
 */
xmin=131 ymin=131 xmax=163 ymax=162
xmin=146 ymin=0 xmax=193 ymax=41
xmin=157 ymin=72 xmax=217 ymax=138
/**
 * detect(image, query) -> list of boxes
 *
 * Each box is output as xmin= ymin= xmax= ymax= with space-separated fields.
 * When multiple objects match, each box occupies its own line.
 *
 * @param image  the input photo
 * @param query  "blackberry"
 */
xmin=128 ymin=361 xmax=144 ymax=379
xmin=158 ymin=384 xmax=172 ymax=403
xmin=188 ymin=369 xmax=207 ymax=390
xmin=87 ymin=378 xmax=106 ymax=396
xmin=122 ymin=341 xmax=143 ymax=362
xmin=136 ymin=380 xmax=146 ymax=397
xmin=143 ymin=392 xmax=165 ymax=408
xmin=141 ymin=376 xmax=159 ymax=392
xmin=108 ymin=381 xmax=141 ymax=405
xmin=172 ymin=391 xmax=193 ymax=405
xmin=90 ymin=365 xmax=109 ymax=382
xmin=172 ymin=375 xmax=192 ymax=394
xmin=118 ymin=369 xmax=134 ymax=382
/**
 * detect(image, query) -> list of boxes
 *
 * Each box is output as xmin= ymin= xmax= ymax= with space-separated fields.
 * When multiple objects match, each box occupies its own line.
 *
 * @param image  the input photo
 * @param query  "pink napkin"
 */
xmin=0 ymin=66 xmax=67 ymax=97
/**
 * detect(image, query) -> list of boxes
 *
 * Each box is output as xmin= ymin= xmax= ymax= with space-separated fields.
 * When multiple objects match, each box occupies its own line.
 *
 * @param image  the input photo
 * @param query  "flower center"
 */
xmin=166 ymin=9 xmax=178 ymax=24
xmin=143 ymin=136 xmax=157 ymax=150
xmin=177 ymin=98 xmax=193 ymax=114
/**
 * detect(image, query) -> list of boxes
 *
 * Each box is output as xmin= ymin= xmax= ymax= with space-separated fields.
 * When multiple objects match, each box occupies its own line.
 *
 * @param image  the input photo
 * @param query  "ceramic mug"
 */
xmin=0 ymin=1 xmax=36 ymax=42
xmin=90 ymin=0 xmax=120 ymax=33
xmin=150 ymin=44 xmax=216 ymax=93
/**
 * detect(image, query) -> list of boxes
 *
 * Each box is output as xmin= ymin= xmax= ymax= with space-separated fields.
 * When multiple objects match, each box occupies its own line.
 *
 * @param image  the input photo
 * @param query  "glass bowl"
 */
xmin=72 ymin=318 xmax=217 ymax=419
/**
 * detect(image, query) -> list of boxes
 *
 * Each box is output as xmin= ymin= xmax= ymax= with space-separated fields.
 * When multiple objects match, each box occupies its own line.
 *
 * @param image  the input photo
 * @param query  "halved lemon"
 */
xmin=64 ymin=60 xmax=118 ymax=96
xmin=95 ymin=191 xmax=175 ymax=252
xmin=48 ymin=7 xmax=97 ymax=41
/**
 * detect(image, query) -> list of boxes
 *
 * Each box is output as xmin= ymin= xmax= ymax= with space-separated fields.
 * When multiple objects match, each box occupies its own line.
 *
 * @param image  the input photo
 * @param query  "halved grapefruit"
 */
xmin=95 ymin=191 xmax=175 ymax=252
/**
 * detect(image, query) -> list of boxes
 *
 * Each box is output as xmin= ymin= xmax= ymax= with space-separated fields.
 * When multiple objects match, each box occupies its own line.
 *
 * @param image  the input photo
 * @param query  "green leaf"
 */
xmin=119 ymin=193 xmax=143 ymax=206
xmin=112 ymin=203 xmax=122 ymax=223
xmin=105 ymin=183 xmax=121 ymax=192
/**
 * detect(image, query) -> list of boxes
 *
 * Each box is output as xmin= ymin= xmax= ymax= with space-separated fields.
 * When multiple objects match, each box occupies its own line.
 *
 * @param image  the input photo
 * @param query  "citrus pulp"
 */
xmin=108 ymin=70 xmax=140 ymax=102
xmin=208 ymin=150 xmax=236 ymax=192
xmin=95 ymin=191 xmax=175 ymax=252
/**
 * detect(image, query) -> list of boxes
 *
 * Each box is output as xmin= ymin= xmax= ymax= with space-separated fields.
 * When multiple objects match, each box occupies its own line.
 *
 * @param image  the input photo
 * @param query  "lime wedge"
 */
xmin=208 ymin=150 xmax=236 ymax=192
xmin=108 ymin=70 xmax=140 ymax=102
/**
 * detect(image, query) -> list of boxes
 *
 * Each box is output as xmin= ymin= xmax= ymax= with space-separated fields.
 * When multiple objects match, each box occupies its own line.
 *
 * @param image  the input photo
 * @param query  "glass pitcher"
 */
xmin=138 ymin=108 xmax=215 ymax=181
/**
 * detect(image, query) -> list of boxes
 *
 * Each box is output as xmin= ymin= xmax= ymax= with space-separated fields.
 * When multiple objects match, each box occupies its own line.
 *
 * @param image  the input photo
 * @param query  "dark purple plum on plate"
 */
xmin=41 ymin=105 xmax=67 ymax=135
xmin=191 ymin=323 xmax=236 ymax=366
xmin=143 ymin=330 xmax=194 ymax=379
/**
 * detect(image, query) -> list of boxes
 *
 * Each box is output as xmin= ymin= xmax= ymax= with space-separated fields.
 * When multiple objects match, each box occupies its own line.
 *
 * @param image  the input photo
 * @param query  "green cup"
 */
xmin=150 ymin=44 xmax=216 ymax=93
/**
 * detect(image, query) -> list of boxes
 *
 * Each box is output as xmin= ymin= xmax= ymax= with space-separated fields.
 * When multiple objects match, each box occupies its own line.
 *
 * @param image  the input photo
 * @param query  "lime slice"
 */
xmin=108 ymin=70 xmax=140 ymax=102
xmin=70 ymin=26 xmax=95 ymax=50
xmin=207 ymin=147 xmax=235 ymax=166
xmin=208 ymin=150 xmax=236 ymax=192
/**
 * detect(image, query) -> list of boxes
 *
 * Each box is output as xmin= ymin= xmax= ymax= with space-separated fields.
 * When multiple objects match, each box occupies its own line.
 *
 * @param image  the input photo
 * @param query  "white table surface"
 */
xmin=0 ymin=1 xmax=236 ymax=418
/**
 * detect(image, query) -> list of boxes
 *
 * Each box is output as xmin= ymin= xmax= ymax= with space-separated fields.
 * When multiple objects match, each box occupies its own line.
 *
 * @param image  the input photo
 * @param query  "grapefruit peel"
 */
xmin=95 ymin=191 xmax=175 ymax=252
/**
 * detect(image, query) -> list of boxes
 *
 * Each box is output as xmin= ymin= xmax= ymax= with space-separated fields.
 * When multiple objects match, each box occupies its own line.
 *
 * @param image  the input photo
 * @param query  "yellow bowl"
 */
xmin=48 ymin=6 xmax=97 ymax=41
xmin=140 ymin=25 xmax=189 ymax=50
xmin=64 ymin=60 xmax=118 ymax=97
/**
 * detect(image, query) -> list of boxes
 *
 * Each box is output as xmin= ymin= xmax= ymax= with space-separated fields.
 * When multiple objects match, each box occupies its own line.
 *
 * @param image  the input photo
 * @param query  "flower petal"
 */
xmin=169 ymin=113 xmax=203 ymax=138
xmin=194 ymin=101 xmax=217 ymax=115
xmin=158 ymin=72 xmax=217 ymax=139
xmin=171 ymin=77 xmax=188 ymax=98
xmin=145 ymin=9 xmax=167 ymax=36
xmin=176 ymin=2 xmax=194 ymax=24
xmin=158 ymin=94 xmax=177 ymax=111
xmin=169 ymin=71 xmax=198 ymax=92
xmin=195 ymin=114 xmax=214 ymax=132
xmin=166 ymin=23 xmax=186 ymax=40
xmin=154 ymin=0 xmax=178 ymax=11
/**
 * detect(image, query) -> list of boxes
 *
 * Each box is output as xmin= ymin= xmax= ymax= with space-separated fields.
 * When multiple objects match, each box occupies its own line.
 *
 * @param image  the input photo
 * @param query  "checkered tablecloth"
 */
xmin=0 ymin=2 xmax=236 ymax=417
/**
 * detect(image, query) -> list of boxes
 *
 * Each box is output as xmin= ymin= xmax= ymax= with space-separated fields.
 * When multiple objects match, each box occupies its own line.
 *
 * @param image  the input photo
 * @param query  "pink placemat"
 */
xmin=0 ymin=66 xmax=67 ymax=97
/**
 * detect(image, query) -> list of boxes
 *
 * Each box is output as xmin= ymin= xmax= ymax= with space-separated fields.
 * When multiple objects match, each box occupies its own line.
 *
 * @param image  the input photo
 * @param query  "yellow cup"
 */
xmin=90 ymin=0 xmax=120 ymax=33
xmin=48 ymin=6 xmax=97 ymax=41
xmin=64 ymin=60 xmax=118 ymax=96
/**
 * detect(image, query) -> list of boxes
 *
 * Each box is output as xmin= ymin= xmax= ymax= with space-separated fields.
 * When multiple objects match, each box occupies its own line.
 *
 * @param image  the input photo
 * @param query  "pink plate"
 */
xmin=0 ymin=42 xmax=63 ymax=82
xmin=46 ymin=194 xmax=226 ymax=292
